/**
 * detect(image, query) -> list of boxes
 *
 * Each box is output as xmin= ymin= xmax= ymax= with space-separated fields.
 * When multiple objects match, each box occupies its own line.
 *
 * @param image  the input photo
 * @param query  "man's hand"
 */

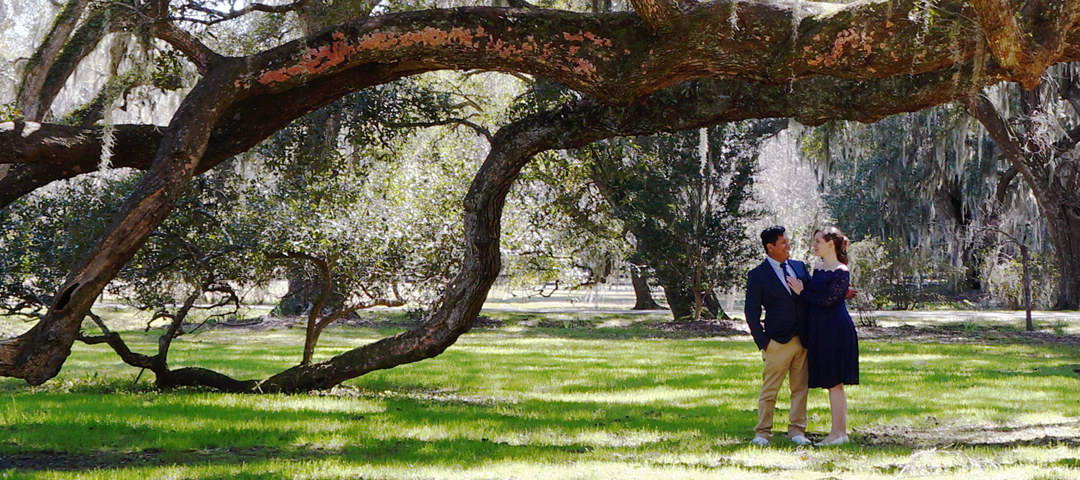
xmin=845 ymin=287 xmax=859 ymax=300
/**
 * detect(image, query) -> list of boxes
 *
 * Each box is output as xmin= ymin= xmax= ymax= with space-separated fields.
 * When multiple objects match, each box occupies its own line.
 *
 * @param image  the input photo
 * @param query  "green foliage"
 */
xmin=847 ymin=237 xmax=968 ymax=310
xmin=813 ymin=105 xmax=1049 ymax=307
xmin=0 ymin=102 xmax=20 ymax=121
xmin=150 ymin=48 xmax=186 ymax=91
xmin=816 ymin=107 xmax=1001 ymax=245
xmin=981 ymin=249 xmax=1058 ymax=310
xmin=590 ymin=123 xmax=771 ymax=318
xmin=249 ymin=77 xmax=474 ymax=309
xmin=0 ymin=173 xmax=139 ymax=317
xmin=505 ymin=148 xmax=628 ymax=290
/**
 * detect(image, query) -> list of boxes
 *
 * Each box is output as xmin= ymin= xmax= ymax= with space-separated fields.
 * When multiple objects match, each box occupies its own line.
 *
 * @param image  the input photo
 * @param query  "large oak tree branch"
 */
xmin=230 ymin=1 xmax=1049 ymax=103
xmin=970 ymin=0 xmax=1080 ymax=88
xmin=15 ymin=0 xmax=91 ymax=120
xmin=2 ymin=57 xmax=997 ymax=208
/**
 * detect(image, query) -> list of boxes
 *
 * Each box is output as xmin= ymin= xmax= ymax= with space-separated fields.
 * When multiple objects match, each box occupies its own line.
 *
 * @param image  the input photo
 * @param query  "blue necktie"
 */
xmin=781 ymin=262 xmax=792 ymax=293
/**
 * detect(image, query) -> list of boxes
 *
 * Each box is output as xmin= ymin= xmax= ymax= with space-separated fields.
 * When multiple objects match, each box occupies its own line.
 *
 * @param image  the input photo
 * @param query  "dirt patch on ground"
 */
xmin=857 ymin=419 xmax=1080 ymax=448
xmin=857 ymin=324 xmax=1080 ymax=347
xmin=652 ymin=318 xmax=750 ymax=336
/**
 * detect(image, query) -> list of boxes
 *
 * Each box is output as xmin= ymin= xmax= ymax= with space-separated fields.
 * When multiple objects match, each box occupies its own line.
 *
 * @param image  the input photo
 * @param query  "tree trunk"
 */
xmin=704 ymin=291 xmax=728 ymax=320
xmin=1044 ymin=200 xmax=1080 ymax=310
xmin=661 ymin=283 xmax=719 ymax=321
xmin=1022 ymin=244 xmax=1033 ymax=331
xmin=964 ymin=92 xmax=1080 ymax=310
xmin=630 ymin=265 xmax=662 ymax=310
xmin=274 ymin=276 xmax=351 ymax=318
xmin=663 ymin=283 xmax=695 ymax=321
xmin=0 ymin=63 xmax=242 ymax=384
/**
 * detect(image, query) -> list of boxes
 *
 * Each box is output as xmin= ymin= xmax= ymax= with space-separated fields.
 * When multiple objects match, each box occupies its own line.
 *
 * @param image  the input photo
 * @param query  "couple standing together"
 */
xmin=744 ymin=225 xmax=860 ymax=447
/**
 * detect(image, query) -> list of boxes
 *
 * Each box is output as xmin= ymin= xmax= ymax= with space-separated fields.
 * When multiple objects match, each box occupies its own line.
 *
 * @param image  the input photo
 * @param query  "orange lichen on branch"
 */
xmin=805 ymin=27 xmax=874 ymax=68
xmin=252 ymin=25 xmax=612 ymax=87
xmin=563 ymin=31 xmax=614 ymax=47
xmin=259 ymin=31 xmax=361 ymax=85
xmin=571 ymin=58 xmax=598 ymax=76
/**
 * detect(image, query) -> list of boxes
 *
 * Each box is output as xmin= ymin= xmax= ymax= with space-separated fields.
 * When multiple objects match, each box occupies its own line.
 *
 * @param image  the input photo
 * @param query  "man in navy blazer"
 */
xmin=744 ymin=225 xmax=811 ymax=446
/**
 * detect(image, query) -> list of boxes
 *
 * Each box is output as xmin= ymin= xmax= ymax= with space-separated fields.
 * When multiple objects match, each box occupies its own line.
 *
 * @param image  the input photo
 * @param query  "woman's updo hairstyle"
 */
xmin=817 ymin=226 xmax=850 ymax=265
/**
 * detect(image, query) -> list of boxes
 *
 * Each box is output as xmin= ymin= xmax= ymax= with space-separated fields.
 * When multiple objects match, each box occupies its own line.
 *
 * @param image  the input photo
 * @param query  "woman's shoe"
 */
xmin=814 ymin=435 xmax=849 ymax=446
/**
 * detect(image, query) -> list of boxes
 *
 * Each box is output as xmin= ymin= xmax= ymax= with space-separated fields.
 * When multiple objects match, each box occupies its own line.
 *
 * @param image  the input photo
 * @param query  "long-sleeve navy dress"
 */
xmin=800 ymin=268 xmax=859 ymax=389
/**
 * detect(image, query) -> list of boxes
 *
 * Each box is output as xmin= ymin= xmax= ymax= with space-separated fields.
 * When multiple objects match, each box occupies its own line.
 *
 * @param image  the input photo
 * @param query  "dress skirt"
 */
xmin=802 ymin=269 xmax=860 ymax=389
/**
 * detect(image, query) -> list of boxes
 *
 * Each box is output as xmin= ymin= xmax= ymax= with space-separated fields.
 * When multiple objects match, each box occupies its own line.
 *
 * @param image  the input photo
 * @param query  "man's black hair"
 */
xmin=760 ymin=225 xmax=786 ymax=252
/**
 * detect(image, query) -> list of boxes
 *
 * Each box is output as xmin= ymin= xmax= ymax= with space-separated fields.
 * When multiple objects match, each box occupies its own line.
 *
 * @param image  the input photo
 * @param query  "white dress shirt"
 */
xmin=766 ymin=256 xmax=792 ymax=294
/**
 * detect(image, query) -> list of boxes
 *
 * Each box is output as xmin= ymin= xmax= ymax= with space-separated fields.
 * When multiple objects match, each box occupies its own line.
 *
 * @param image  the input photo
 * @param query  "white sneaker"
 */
xmin=815 ymin=435 xmax=849 ymax=446
xmin=750 ymin=436 xmax=770 ymax=446
xmin=790 ymin=434 xmax=811 ymax=445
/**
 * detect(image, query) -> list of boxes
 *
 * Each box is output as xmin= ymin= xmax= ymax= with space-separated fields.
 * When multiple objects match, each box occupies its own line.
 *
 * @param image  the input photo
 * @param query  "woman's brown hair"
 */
xmin=817 ymin=226 xmax=850 ymax=265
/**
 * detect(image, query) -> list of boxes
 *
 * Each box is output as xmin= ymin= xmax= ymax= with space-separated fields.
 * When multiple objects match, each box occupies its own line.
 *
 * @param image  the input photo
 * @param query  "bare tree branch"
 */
xmin=172 ymin=0 xmax=311 ymax=25
xmin=151 ymin=21 xmax=225 ymax=75
xmin=388 ymin=119 xmax=493 ymax=143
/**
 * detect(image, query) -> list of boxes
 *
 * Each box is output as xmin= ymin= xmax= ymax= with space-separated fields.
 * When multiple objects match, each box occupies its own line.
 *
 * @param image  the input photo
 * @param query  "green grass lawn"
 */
xmin=1 ymin=315 xmax=1079 ymax=479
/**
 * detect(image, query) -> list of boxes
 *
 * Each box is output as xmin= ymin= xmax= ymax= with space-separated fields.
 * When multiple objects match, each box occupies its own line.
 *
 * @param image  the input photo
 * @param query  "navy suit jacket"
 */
xmin=744 ymin=259 xmax=809 ymax=350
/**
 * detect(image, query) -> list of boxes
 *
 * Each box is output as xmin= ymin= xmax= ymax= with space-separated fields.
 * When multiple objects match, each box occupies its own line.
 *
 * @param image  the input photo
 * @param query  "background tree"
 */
xmin=804 ymin=107 xmax=1030 ymax=308
xmin=587 ymin=121 xmax=780 ymax=320
xmin=965 ymin=64 xmax=1080 ymax=310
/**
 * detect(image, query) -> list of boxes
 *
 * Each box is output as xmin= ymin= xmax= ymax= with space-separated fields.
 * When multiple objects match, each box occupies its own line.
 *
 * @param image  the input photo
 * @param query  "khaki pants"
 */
xmin=755 ymin=336 xmax=808 ymax=440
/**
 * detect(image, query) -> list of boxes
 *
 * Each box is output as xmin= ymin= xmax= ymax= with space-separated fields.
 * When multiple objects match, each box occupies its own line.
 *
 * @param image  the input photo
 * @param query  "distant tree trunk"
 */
xmin=704 ymin=292 xmax=729 ymax=320
xmin=630 ymin=265 xmax=662 ymax=310
xmin=275 ymin=273 xmax=349 ymax=318
xmin=662 ymin=283 xmax=696 ymax=321
xmin=661 ymin=283 xmax=721 ymax=321
xmin=1022 ymin=243 xmax=1033 ymax=331
xmin=965 ymin=89 xmax=1080 ymax=310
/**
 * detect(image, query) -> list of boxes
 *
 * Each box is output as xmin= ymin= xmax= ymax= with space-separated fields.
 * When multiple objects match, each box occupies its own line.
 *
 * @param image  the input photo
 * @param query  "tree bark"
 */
xmin=630 ymin=265 xmax=662 ymax=310
xmin=662 ymin=284 xmax=702 ymax=320
xmin=969 ymin=0 xmax=1080 ymax=88
xmin=661 ymin=283 xmax=723 ymax=321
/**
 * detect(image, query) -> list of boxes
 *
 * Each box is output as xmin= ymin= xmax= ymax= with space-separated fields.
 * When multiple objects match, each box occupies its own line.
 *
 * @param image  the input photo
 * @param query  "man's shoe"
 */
xmin=750 ymin=436 xmax=770 ymax=446
xmin=814 ymin=435 xmax=849 ymax=446
xmin=790 ymin=434 xmax=811 ymax=446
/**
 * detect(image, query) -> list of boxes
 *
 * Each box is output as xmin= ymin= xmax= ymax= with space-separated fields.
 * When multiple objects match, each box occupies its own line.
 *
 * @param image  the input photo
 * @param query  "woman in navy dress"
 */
xmin=786 ymin=226 xmax=859 ymax=446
